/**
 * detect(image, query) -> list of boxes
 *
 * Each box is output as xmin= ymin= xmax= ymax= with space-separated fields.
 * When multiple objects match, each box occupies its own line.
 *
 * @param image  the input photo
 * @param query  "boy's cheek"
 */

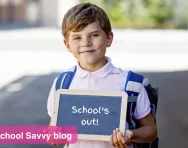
xmin=66 ymin=48 xmax=72 ymax=53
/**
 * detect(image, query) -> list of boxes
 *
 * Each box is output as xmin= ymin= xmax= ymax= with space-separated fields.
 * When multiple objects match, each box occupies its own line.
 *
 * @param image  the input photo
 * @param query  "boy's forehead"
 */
xmin=70 ymin=21 xmax=103 ymax=35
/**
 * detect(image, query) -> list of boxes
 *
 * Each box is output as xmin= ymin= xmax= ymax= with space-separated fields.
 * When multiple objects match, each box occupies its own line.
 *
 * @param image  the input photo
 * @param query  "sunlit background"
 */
xmin=0 ymin=0 xmax=188 ymax=148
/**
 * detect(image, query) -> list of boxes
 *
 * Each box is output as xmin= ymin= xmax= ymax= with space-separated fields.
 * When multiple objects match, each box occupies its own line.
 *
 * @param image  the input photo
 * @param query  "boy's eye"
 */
xmin=91 ymin=34 xmax=99 ymax=38
xmin=73 ymin=37 xmax=81 ymax=40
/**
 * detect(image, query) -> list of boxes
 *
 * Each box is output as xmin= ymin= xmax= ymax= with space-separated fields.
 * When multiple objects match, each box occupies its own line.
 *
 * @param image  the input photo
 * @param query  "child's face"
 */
xmin=64 ymin=20 xmax=113 ymax=68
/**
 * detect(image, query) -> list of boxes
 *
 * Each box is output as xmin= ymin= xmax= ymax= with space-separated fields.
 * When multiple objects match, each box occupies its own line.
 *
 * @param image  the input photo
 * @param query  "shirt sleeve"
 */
xmin=134 ymin=85 xmax=151 ymax=120
xmin=47 ymin=77 xmax=57 ymax=118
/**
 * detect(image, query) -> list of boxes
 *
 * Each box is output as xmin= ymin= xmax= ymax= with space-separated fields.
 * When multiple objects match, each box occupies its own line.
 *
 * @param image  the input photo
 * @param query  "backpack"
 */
xmin=55 ymin=66 xmax=159 ymax=148
xmin=125 ymin=71 xmax=159 ymax=148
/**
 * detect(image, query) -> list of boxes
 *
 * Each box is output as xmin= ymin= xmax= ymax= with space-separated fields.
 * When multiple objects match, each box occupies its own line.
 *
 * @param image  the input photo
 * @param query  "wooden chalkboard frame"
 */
xmin=51 ymin=89 xmax=128 ymax=141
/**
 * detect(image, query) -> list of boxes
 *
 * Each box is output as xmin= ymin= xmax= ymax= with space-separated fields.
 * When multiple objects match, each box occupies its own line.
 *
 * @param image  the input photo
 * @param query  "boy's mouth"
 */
xmin=80 ymin=50 xmax=95 ymax=53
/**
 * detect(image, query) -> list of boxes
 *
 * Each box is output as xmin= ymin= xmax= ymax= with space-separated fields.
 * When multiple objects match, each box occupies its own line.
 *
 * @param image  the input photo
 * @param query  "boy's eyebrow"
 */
xmin=71 ymin=30 xmax=101 ymax=37
xmin=71 ymin=34 xmax=81 ymax=37
xmin=89 ymin=30 xmax=101 ymax=34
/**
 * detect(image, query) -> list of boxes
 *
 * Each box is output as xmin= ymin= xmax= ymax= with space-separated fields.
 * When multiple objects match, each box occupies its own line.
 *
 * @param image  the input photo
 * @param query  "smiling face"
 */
xmin=64 ymin=21 xmax=113 ymax=71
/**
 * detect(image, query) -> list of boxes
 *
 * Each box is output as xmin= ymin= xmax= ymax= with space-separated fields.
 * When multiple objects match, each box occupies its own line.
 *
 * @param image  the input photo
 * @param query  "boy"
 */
xmin=47 ymin=3 xmax=157 ymax=148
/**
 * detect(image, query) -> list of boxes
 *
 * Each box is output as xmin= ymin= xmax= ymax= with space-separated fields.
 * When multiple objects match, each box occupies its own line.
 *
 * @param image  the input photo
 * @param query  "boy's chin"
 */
xmin=78 ymin=56 xmax=106 ymax=66
xmin=80 ymin=61 xmax=97 ymax=66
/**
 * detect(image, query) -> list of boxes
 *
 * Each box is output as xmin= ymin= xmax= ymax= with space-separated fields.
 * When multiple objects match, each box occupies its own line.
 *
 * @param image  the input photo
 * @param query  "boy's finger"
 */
xmin=125 ymin=135 xmax=132 ymax=146
xmin=118 ymin=132 xmax=126 ymax=145
xmin=116 ymin=128 xmax=127 ymax=147
xmin=117 ymin=132 xmax=126 ymax=148
xmin=110 ymin=135 xmax=116 ymax=147
xmin=113 ymin=130 xmax=120 ymax=148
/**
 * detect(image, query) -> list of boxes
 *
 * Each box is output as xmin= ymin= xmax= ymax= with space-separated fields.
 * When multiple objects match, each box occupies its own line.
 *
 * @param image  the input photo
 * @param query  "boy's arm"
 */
xmin=110 ymin=85 xmax=157 ymax=147
xmin=130 ymin=113 xmax=157 ymax=143
xmin=47 ymin=78 xmax=58 ymax=124
xmin=110 ymin=114 xmax=157 ymax=148
xmin=49 ymin=119 xmax=52 ymax=126
xmin=130 ymin=85 xmax=157 ymax=143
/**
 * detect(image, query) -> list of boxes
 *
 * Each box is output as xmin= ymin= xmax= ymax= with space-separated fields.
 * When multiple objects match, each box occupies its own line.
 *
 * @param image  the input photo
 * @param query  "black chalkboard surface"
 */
xmin=52 ymin=89 xmax=128 ymax=141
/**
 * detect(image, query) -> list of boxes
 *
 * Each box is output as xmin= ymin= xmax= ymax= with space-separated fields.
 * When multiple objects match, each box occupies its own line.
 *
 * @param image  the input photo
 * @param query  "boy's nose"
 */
xmin=81 ymin=38 xmax=92 ymax=47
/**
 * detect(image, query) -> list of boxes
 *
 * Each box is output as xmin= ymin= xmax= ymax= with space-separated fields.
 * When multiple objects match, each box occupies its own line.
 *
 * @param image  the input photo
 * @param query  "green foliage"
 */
xmin=175 ymin=12 xmax=188 ymax=29
xmin=148 ymin=0 xmax=174 ymax=24
xmin=103 ymin=0 xmax=129 ymax=28
xmin=80 ymin=0 xmax=187 ymax=29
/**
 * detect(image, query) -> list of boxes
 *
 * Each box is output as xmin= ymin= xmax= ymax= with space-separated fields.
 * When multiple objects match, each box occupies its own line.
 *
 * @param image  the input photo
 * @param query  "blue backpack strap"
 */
xmin=55 ymin=66 xmax=77 ymax=90
xmin=55 ymin=66 xmax=76 ymax=148
xmin=125 ymin=71 xmax=144 ymax=129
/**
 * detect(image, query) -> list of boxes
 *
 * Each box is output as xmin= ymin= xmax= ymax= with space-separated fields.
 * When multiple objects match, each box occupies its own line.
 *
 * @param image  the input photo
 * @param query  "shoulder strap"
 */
xmin=55 ymin=66 xmax=77 ymax=90
xmin=125 ymin=71 xmax=144 ymax=129
xmin=125 ymin=71 xmax=144 ymax=95
xmin=55 ymin=66 xmax=76 ymax=148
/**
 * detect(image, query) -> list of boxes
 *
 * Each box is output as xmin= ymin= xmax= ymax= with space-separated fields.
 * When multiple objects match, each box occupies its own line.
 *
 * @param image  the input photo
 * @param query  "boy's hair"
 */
xmin=62 ymin=3 xmax=112 ymax=40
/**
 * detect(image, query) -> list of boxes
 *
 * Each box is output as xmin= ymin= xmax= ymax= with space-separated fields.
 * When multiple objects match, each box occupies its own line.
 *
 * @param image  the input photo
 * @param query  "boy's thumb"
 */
xmin=126 ymin=130 xmax=134 ymax=139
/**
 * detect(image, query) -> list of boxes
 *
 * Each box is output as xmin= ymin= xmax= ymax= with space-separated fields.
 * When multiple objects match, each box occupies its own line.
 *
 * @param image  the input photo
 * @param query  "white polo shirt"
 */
xmin=47 ymin=57 xmax=151 ymax=148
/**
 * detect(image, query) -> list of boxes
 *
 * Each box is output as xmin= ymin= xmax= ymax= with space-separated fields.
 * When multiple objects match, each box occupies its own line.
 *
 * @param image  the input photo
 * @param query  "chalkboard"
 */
xmin=51 ymin=89 xmax=128 ymax=141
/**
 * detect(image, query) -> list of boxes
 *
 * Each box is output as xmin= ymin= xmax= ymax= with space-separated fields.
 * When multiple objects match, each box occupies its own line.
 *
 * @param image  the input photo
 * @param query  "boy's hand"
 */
xmin=110 ymin=128 xmax=134 ymax=148
xmin=43 ymin=126 xmax=64 ymax=146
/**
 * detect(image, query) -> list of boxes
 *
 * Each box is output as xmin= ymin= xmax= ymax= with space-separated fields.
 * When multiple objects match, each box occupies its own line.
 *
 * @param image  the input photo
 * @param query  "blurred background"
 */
xmin=0 ymin=0 xmax=188 ymax=148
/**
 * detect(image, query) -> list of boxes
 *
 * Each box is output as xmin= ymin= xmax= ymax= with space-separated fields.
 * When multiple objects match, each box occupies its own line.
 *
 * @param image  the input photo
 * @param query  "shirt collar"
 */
xmin=76 ymin=57 xmax=113 ymax=78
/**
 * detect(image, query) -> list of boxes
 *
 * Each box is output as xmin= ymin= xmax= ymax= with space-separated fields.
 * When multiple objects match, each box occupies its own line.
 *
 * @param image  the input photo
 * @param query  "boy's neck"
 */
xmin=79 ymin=57 xmax=107 ymax=72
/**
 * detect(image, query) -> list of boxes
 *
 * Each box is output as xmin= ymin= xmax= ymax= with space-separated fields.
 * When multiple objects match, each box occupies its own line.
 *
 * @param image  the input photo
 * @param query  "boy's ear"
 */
xmin=106 ymin=32 xmax=114 ymax=47
xmin=64 ymin=39 xmax=71 ymax=52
